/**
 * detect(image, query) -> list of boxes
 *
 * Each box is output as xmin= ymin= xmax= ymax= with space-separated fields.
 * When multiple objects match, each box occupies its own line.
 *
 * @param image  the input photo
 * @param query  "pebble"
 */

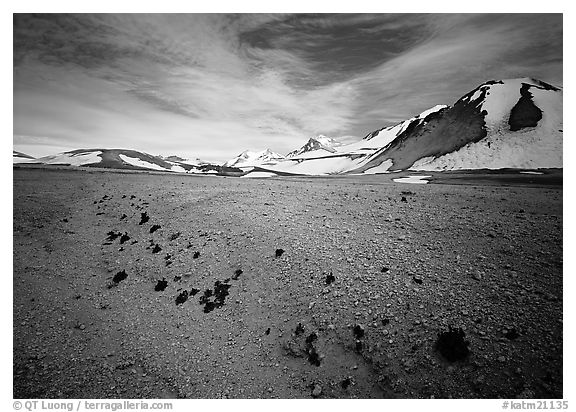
xmin=312 ymin=384 xmax=322 ymax=398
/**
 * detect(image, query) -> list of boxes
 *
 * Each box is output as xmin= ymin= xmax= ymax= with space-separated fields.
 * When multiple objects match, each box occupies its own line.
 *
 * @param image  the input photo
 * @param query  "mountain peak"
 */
xmin=287 ymin=135 xmax=340 ymax=158
xmin=224 ymin=148 xmax=284 ymax=167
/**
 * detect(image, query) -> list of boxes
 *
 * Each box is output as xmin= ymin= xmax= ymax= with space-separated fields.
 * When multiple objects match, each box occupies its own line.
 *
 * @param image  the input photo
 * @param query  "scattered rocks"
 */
xmin=169 ymin=232 xmax=181 ymax=241
xmin=312 ymin=384 xmax=322 ymax=398
xmin=193 ymin=251 xmax=200 ymax=259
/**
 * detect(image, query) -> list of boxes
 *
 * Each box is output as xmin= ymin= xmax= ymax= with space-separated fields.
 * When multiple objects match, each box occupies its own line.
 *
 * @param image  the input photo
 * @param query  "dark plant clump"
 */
xmin=341 ymin=377 xmax=352 ymax=389
xmin=139 ymin=212 xmax=150 ymax=225
xmin=353 ymin=324 xmax=365 ymax=339
xmin=152 ymin=244 xmax=162 ymax=254
xmin=150 ymin=224 xmax=161 ymax=233
xmin=193 ymin=251 xmax=200 ymax=259
xmin=120 ymin=233 xmax=130 ymax=244
xmin=504 ymin=328 xmax=520 ymax=340
xmin=325 ymin=272 xmax=335 ymax=285
xmin=199 ymin=281 xmax=231 ymax=313
xmin=275 ymin=248 xmax=285 ymax=258
xmin=106 ymin=231 xmax=121 ymax=241
xmin=232 ymin=269 xmax=243 ymax=280
xmin=305 ymin=332 xmax=318 ymax=345
xmin=112 ymin=270 xmax=128 ymax=284
xmin=295 ymin=323 xmax=305 ymax=335
xmin=435 ymin=326 xmax=470 ymax=362
xmin=307 ymin=345 xmax=321 ymax=367
xmin=175 ymin=290 xmax=189 ymax=305
xmin=190 ymin=288 xmax=200 ymax=296
xmin=305 ymin=332 xmax=321 ymax=366
xmin=154 ymin=278 xmax=168 ymax=291
xmin=169 ymin=232 xmax=181 ymax=241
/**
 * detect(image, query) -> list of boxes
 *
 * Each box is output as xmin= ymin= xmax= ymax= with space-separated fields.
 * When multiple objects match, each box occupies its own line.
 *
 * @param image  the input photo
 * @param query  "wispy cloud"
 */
xmin=13 ymin=13 xmax=562 ymax=161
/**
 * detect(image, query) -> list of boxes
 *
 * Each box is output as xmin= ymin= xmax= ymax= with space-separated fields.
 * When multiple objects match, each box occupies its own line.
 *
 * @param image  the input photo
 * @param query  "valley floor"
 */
xmin=13 ymin=167 xmax=563 ymax=398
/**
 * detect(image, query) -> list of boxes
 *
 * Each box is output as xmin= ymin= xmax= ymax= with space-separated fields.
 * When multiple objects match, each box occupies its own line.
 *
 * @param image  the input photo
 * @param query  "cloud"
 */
xmin=13 ymin=13 xmax=562 ymax=161
xmin=342 ymin=14 xmax=563 ymax=132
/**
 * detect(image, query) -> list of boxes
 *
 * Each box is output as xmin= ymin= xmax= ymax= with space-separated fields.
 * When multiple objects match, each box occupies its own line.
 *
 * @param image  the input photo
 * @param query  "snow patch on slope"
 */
xmin=13 ymin=156 xmax=37 ymax=164
xmin=362 ymin=160 xmax=393 ymax=174
xmin=393 ymin=175 xmax=431 ymax=184
xmin=240 ymin=171 xmax=277 ymax=178
xmin=119 ymin=154 xmax=169 ymax=171
xmin=267 ymin=155 xmax=367 ymax=176
xmin=411 ymin=128 xmax=561 ymax=170
xmin=41 ymin=151 xmax=103 ymax=166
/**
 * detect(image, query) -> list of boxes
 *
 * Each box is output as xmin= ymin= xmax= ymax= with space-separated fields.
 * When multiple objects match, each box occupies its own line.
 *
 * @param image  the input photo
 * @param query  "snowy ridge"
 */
xmin=13 ymin=150 xmax=36 ymax=163
xmin=223 ymin=149 xmax=285 ymax=168
xmin=287 ymin=135 xmax=341 ymax=158
xmin=37 ymin=151 xmax=103 ymax=166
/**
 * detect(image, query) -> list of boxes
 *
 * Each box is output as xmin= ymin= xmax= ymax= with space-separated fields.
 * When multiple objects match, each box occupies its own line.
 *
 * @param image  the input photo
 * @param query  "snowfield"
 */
xmin=40 ymin=151 xmax=103 ymax=166
xmin=392 ymin=175 xmax=432 ymax=184
xmin=118 ymin=154 xmax=169 ymax=171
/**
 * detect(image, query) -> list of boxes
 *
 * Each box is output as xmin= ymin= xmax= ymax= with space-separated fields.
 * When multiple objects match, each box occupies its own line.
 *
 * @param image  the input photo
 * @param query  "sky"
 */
xmin=13 ymin=13 xmax=563 ymax=162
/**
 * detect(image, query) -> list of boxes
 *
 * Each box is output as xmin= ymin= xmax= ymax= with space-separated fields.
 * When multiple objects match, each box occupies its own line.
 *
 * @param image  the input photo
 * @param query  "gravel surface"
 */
xmin=13 ymin=168 xmax=563 ymax=398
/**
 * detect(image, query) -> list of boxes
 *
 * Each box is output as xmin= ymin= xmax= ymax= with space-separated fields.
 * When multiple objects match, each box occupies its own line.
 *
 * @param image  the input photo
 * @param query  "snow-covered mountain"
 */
xmin=242 ymin=77 xmax=561 ymax=177
xmin=357 ymin=78 xmax=562 ymax=173
xmin=24 ymin=149 xmax=233 ymax=175
xmin=16 ymin=77 xmax=562 ymax=178
xmin=159 ymin=155 xmax=213 ymax=166
xmin=223 ymin=149 xmax=285 ymax=168
xmin=287 ymin=135 xmax=341 ymax=158
xmin=13 ymin=150 xmax=36 ymax=163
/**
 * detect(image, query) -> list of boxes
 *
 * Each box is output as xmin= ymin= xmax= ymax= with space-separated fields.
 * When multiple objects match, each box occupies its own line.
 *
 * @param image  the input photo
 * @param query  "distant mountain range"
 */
xmin=14 ymin=77 xmax=562 ymax=177
xmin=13 ymin=149 xmax=241 ymax=175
